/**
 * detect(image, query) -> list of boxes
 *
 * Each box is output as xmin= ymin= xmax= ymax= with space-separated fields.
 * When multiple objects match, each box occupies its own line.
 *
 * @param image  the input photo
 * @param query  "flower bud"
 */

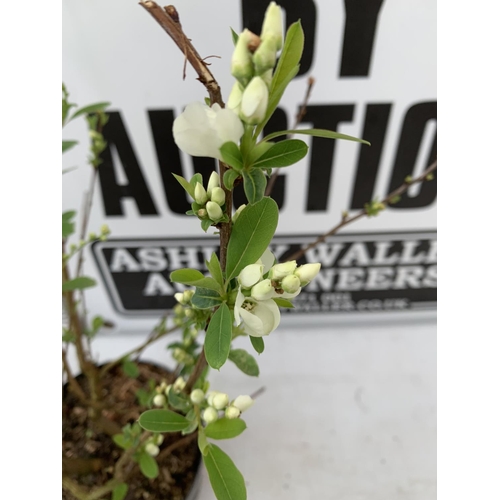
xmin=206 ymin=171 xmax=220 ymax=197
xmin=225 ymin=406 xmax=241 ymax=419
xmin=164 ymin=384 xmax=172 ymax=396
xmin=261 ymin=2 xmax=283 ymax=51
xmin=206 ymin=391 xmax=218 ymax=407
xmin=197 ymin=208 xmax=207 ymax=218
xmin=194 ymin=182 xmax=208 ymax=205
xmin=202 ymin=407 xmax=219 ymax=424
xmin=261 ymin=69 xmax=273 ymax=88
xmin=269 ymin=261 xmax=297 ymax=280
xmin=233 ymin=204 xmax=246 ymax=223
xmin=183 ymin=290 xmax=195 ymax=302
xmin=251 ymin=279 xmax=275 ymax=301
xmin=206 ymin=201 xmax=223 ymax=221
xmin=231 ymin=29 xmax=255 ymax=84
xmin=227 ymin=82 xmax=244 ymax=113
xmin=253 ymin=38 xmax=277 ymax=75
xmin=239 ymin=263 xmax=264 ymax=289
xmin=233 ymin=395 xmax=254 ymax=412
xmin=212 ymin=393 xmax=229 ymax=410
xmin=240 ymin=77 xmax=269 ymax=125
xmin=190 ymin=389 xmax=205 ymax=405
xmin=155 ymin=434 xmax=164 ymax=446
xmin=294 ymin=263 xmax=321 ymax=285
xmin=145 ymin=443 xmax=160 ymax=457
xmin=173 ymin=377 xmax=186 ymax=392
xmin=281 ymin=274 xmax=301 ymax=294
xmin=174 ymin=292 xmax=185 ymax=304
xmin=153 ymin=394 xmax=166 ymax=407
xmin=210 ymin=187 xmax=226 ymax=206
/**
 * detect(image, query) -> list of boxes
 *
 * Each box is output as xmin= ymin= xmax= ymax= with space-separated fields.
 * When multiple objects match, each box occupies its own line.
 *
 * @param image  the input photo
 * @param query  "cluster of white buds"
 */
xmin=153 ymin=377 xmax=187 ymax=407
xmin=194 ymin=391 xmax=254 ymax=424
xmin=144 ymin=434 xmax=164 ymax=457
xmin=173 ymin=290 xmax=195 ymax=325
xmin=229 ymin=2 xmax=283 ymax=124
xmin=189 ymin=172 xmax=226 ymax=223
xmin=234 ymin=250 xmax=321 ymax=337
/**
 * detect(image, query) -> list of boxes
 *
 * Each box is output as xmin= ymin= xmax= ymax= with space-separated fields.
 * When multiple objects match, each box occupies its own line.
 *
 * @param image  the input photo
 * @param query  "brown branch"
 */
xmin=284 ymin=161 xmax=437 ymax=262
xmin=265 ymin=77 xmax=316 ymax=197
xmin=184 ymin=346 xmax=207 ymax=393
xmin=157 ymin=432 xmax=197 ymax=461
xmin=62 ymin=349 xmax=88 ymax=404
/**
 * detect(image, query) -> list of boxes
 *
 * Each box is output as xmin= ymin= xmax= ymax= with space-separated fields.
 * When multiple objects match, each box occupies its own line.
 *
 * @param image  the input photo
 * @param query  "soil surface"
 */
xmin=62 ymin=362 xmax=200 ymax=500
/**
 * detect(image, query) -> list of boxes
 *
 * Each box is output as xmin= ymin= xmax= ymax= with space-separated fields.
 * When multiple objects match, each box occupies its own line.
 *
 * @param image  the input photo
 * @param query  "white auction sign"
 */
xmin=62 ymin=0 xmax=436 ymax=333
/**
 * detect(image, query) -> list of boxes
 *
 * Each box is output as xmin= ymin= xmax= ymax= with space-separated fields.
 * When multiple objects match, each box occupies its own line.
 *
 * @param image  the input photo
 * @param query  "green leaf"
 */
xmin=71 ymin=102 xmax=111 ymax=120
xmin=62 ymin=140 xmax=78 ymax=153
xmin=228 ymin=349 xmax=260 ymax=377
xmin=112 ymin=434 xmax=130 ymax=450
xmin=62 ymin=211 xmax=76 ymax=239
xmin=138 ymin=409 xmax=190 ymax=433
xmin=250 ymin=336 xmax=265 ymax=354
xmin=248 ymin=141 xmax=275 ymax=165
xmin=192 ymin=287 xmax=224 ymax=309
xmin=122 ymin=359 xmax=140 ymax=379
xmin=273 ymin=298 xmax=295 ymax=308
xmin=172 ymin=173 xmax=195 ymax=198
xmin=170 ymin=269 xmax=222 ymax=293
xmin=190 ymin=173 xmax=203 ymax=190
xmin=201 ymin=219 xmax=213 ymax=232
xmin=262 ymin=128 xmax=371 ymax=146
xmin=206 ymin=253 xmax=224 ymax=289
xmin=205 ymin=303 xmax=232 ymax=370
xmin=138 ymin=452 xmax=159 ymax=479
xmin=220 ymin=142 xmax=243 ymax=171
xmin=182 ymin=417 xmax=199 ymax=436
xmin=252 ymin=139 xmax=308 ymax=169
xmin=225 ymin=198 xmax=279 ymax=282
xmin=242 ymin=169 xmax=267 ymax=204
xmin=205 ymin=418 xmax=247 ymax=440
xmin=203 ymin=444 xmax=247 ymax=500
xmin=62 ymin=210 xmax=77 ymax=222
xmin=62 ymin=276 xmax=97 ymax=292
xmin=112 ymin=483 xmax=128 ymax=500
xmin=167 ymin=387 xmax=191 ymax=412
xmin=223 ymin=169 xmax=241 ymax=190
xmin=230 ymin=27 xmax=239 ymax=45
xmin=198 ymin=429 xmax=209 ymax=455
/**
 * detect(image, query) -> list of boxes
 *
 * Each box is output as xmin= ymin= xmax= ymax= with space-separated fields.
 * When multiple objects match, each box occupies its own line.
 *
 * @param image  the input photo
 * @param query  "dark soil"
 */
xmin=62 ymin=362 xmax=200 ymax=500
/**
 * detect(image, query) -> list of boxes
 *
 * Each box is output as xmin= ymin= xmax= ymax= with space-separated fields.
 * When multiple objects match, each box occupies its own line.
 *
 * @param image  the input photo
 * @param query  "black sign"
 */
xmin=91 ymin=231 xmax=436 ymax=316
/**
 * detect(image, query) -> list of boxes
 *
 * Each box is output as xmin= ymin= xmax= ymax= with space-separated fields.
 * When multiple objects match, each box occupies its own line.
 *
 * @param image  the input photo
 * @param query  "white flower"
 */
xmin=295 ymin=263 xmax=321 ymax=285
xmin=225 ymin=406 xmax=241 ymax=419
xmin=194 ymin=182 xmax=208 ymax=205
xmin=251 ymin=279 xmax=275 ymax=301
xmin=202 ymin=407 xmax=218 ymax=424
xmin=269 ymin=261 xmax=297 ymax=280
xmin=234 ymin=289 xmax=280 ymax=337
xmin=257 ymin=248 xmax=276 ymax=274
xmin=261 ymin=2 xmax=283 ymax=51
xmin=190 ymin=389 xmax=205 ymax=405
xmin=207 ymin=171 xmax=220 ymax=197
xmin=212 ymin=393 xmax=229 ymax=410
xmin=210 ymin=187 xmax=226 ymax=206
xmin=281 ymin=274 xmax=301 ymax=294
xmin=238 ymin=263 xmax=264 ymax=289
xmin=240 ymin=77 xmax=269 ymax=125
xmin=233 ymin=395 xmax=254 ymax=412
xmin=173 ymin=102 xmax=244 ymax=160
xmin=206 ymin=201 xmax=223 ymax=221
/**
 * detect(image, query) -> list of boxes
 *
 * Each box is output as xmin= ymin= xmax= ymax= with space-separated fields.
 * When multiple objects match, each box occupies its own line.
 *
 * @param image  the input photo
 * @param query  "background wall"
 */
xmin=63 ymin=1 xmax=436 ymax=498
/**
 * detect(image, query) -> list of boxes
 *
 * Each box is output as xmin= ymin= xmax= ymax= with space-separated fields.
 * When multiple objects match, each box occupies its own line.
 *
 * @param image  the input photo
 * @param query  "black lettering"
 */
xmin=340 ymin=0 xmax=385 ymax=77
xmin=99 ymin=112 xmax=158 ymax=216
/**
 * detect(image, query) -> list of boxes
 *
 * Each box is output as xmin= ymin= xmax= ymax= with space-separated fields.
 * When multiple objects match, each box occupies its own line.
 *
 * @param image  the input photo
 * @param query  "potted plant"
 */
xmin=62 ymin=2 xmax=436 ymax=499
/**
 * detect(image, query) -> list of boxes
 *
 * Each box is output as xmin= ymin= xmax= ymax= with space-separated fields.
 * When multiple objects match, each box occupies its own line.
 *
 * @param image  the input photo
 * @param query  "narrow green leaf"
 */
xmin=248 ymin=141 xmax=275 ymax=165
xmin=62 ymin=140 xmax=78 ymax=153
xmin=201 ymin=219 xmax=213 ymax=232
xmin=203 ymin=444 xmax=247 ymax=500
xmin=192 ymin=288 xmax=224 ymax=309
xmin=170 ymin=269 xmax=222 ymax=293
xmin=242 ymin=169 xmax=267 ymax=204
xmin=220 ymin=142 xmax=243 ymax=171
xmin=198 ymin=429 xmax=209 ymax=455
xmin=112 ymin=434 xmax=130 ymax=450
xmin=230 ymin=27 xmax=239 ymax=45
xmin=262 ymin=128 xmax=371 ymax=146
xmin=252 ymin=139 xmax=308 ymax=169
xmin=205 ymin=303 xmax=232 ymax=370
xmin=138 ymin=452 xmax=159 ymax=479
xmin=226 ymin=198 xmax=279 ymax=282
xmin=206 ymin=252 xmax=224 ymax=288
xmin=138 ymin=409 xmax=189 ymax=433
xmin=71 ymin=102 xmax=111 ymax=120
xmin=62 ymin=210 xmax=76 ymax=222
xmin=167 ymin=387 xmax=192 ymax=412
xmin=223 ymin=169 xmax=240 ymax=190
xmin=190 ymin=173 xmax=203 ymax=190
xmin=172 ymin=173 xmax=195 ymax=198
xmin=205 ymin=418 xmax=247 ymax=440
xmin=112 ymin=483 xmax=128 ymax=500
xmin=228 ymin=349 xmax=260 ymax=377
xmin=62 ymin=277 xmax=97 ymax=293
xmin=273 ymin=298 xmax=295 ymax=308
xmin=122 ymin=359 xmax=140 ymax=378
xmin=250 ymin=336 xmax=265 ymax=354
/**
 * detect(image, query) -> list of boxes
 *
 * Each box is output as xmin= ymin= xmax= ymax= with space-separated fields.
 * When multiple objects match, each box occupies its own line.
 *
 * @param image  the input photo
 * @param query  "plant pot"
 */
xmin=62 ymin=360 xmax=202 ymax=500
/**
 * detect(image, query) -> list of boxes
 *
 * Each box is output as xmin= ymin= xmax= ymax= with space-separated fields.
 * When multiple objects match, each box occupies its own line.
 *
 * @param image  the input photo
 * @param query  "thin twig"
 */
xmin=157 ymin=432 xmax=198 ymax=461
xmin=265 ymin=77 xmax=316 ymax=197
xmin=62 ymin=349 xmax=88 ymax=404
xmin=284 ymin=161 xmax=437 ymax=262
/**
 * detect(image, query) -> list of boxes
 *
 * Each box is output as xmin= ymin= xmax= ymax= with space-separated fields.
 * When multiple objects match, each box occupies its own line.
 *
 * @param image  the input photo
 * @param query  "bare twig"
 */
xmin=284 ymin=161 xmax=437 ymax=263
xmin=265 ymin=77 xmax=316 ymax=197
xmin=157 ymin=432 xmax=197 ymax=461
xmin=184 ymin=346 xmax=207 ymax=393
